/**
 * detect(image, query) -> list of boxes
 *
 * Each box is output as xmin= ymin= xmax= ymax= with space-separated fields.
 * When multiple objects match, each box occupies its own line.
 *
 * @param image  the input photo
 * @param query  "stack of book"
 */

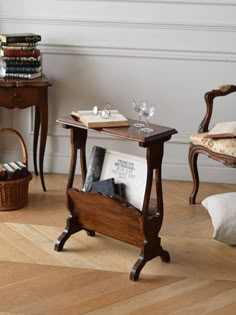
xmin=0 ymin=161 xmax=29 ymax=181
xmin=0 ymin=33 xmax=42 ymax=79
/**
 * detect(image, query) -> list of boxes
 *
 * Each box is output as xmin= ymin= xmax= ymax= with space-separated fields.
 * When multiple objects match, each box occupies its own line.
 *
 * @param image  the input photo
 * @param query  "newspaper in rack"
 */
xmin=100 ymin=149 xmax=147 ymax=210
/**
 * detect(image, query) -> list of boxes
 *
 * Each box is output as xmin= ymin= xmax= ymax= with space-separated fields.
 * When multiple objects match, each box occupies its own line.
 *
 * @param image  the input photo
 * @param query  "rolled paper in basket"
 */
xmin=83 ymin=146 xmax=106 ymax=192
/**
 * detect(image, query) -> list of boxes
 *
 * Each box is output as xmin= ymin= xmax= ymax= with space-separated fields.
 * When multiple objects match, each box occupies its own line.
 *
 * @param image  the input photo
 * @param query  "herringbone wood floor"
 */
xmin=0 ymin=174 xmax=235 ymax=314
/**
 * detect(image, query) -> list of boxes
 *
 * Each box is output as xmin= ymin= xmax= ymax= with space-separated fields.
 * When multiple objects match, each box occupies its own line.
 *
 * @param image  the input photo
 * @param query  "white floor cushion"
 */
xmin=202 ymin=192 xmax=236 ymax=245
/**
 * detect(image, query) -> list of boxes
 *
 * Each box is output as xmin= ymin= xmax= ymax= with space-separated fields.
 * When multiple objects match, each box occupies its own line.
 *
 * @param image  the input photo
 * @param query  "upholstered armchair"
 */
xmin=189 ymin=85 xmax=236 ymax=204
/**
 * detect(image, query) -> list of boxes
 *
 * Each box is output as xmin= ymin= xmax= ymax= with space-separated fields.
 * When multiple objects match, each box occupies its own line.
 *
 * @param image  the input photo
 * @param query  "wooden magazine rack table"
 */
xmin=55 ymin=115 xmax=177 ymax=280
xmin=0 ymin=75 xmax=52 ymax=191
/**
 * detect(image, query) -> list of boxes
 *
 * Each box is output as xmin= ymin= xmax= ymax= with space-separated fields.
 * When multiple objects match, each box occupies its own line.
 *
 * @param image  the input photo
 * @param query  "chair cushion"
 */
xmin=190 ymin=133 xmax=236 ymax=158
xmin=202 ymin=192 xmax=236 ymax=245
xmin=205 ymin=121 xmax=236 ymax=139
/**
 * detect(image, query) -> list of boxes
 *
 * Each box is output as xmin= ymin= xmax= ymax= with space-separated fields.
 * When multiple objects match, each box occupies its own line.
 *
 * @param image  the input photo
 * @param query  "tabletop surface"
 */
xmin=57 ymin=115 xmax=178 ymax=146
xmin=0 ymin=74 xmax=51 ymax=87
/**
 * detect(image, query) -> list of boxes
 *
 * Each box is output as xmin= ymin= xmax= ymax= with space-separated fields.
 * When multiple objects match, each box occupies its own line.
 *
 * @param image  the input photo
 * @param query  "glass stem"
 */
xmin=146 ymin=117 xmax=149 ymax=128
xmin=138 ymin=112 xmax=141 ymax=124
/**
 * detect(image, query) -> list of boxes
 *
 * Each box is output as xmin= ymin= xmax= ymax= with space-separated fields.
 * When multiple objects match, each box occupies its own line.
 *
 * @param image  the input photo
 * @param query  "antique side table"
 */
xmin=55 ymin=115 xmax=177 ymax=280
xmin=0 ymin=75 xmax=52 ymax=191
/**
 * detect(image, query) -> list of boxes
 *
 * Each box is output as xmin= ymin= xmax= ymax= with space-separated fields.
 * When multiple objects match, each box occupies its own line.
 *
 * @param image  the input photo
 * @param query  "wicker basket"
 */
xmin=0 ymin=128 xmax=32 ymax=211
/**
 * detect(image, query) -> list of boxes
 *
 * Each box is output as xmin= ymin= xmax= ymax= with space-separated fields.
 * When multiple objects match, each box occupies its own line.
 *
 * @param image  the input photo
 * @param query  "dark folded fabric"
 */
xmin=90 ymin=178 xmax=116 ymax=196
xmin=115 ymin=183 xmax=126 ymax=199
xmin=90 ymin=178 xmax=127 ymax=203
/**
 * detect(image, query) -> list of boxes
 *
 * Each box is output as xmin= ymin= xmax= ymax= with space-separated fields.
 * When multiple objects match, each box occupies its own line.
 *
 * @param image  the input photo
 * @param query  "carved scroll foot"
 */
xmin=54 ymin=215 xmax=82 ymax=252
xmin=189 ymin=194 xmax=196 ymax=205
xmin=86 ymin=230 xmax=96 ymax=237
xmin=130 ymin=241 xmax=170 ymax=281
xmin=160 ymin=248 xmax=171 ymax=262
xmin=130 ymin=255 xmax=147 ymax=281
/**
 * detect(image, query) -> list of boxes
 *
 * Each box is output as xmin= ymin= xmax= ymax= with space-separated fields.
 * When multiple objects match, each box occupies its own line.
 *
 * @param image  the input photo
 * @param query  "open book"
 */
xmin=71 ymin=109 xmax=129 ymax=128
xmin=205 ymin=121 xmax=236 ymax=138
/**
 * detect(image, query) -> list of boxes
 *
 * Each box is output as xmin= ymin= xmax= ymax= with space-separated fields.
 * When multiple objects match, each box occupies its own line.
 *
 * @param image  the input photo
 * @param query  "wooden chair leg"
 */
xmin=188 ymin=145 xmax=200 ymax=204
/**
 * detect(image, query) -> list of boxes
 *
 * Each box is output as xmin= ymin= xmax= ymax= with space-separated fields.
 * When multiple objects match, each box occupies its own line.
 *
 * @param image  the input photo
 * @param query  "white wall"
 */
xmin=0 ymin=0 xmax=236 ymax=183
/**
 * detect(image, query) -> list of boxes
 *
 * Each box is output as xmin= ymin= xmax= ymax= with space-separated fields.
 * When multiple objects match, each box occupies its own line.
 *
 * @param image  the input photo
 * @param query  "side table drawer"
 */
xmin=0 ymin=87 xmax=41 ymax=109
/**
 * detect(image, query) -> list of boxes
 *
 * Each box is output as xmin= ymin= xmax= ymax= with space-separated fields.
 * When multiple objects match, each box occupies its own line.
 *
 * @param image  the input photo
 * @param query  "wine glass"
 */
xmin=140 ymin=101 xmax=155 ymax=132
xmin=132 ymin=98 xmax=145 ymax=128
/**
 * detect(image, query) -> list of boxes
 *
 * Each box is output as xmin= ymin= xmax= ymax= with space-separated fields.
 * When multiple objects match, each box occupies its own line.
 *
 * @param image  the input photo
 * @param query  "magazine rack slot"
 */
xmin=54 ymin=116 xmax=177 ymax=281
xmin=68 ymin=189 xmax=143 ymax=247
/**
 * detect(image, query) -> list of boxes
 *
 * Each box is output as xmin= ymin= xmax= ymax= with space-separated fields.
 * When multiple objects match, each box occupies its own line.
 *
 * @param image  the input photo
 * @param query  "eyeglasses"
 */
xmin=92 ymin=104 xmax=111 ymax=119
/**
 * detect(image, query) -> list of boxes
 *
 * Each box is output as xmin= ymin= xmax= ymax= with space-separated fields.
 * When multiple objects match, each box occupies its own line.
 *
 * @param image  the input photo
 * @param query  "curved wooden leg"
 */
xmin=67 ymin=127 xmax=88 ymax=190
xmin=67 ymin=138 xmax=78 ymax=190
xmin=39 ymin=105 xmax=48 ymax=192
xmin=33 ymin=107 xmax=40 ymax=176
xmin=188 ymin=145 xmax=200 ymax=205
xmin=129 ymin=143 xmax=170 ymax=281
xmin=54 ymin=215 xmax=82 ymax=251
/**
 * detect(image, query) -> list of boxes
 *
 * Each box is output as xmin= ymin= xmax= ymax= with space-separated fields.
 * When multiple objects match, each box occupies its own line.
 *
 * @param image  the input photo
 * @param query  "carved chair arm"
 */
xmin=198 ymin=84 xmax=236 ymax=133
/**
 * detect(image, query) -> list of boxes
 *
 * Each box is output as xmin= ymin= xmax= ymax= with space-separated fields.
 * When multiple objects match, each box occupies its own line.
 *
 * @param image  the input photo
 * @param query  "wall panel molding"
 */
xmin=41 ymin=44 xmax=236 ymax=63
xmin=57 ymin=0 xmax=236 ymax=6
xmin=1 ymin=15 xmax=236 ymax=33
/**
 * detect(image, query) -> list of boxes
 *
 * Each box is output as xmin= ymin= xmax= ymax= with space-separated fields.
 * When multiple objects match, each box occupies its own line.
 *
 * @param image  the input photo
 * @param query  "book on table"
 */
xmin=2 ymin=56 xmax=40 ymax=62
xmin=6 ymin=66 xmax=41 ymax=74
xmin=1 ymin=44 xmax=38 ymax=50
xmin=0 ymin=48 xmax=40 ymax=57
xmin=0 ymin=33 xmax=41 ymax=44
xmin=4 ymin=72 xmax=42 ymax=80
xmin=0 ymin=42 xmax=37 ymax=48
xmin=71 ymin=109 xmax=129 ymax=128
xmin=4 ymin=60 xmax=41 ymax=67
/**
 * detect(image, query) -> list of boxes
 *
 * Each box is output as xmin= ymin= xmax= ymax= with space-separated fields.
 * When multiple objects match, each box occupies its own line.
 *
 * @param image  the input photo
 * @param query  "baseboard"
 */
xmin=2 ymin=149 xmax=235 ymax=184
